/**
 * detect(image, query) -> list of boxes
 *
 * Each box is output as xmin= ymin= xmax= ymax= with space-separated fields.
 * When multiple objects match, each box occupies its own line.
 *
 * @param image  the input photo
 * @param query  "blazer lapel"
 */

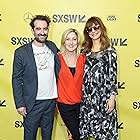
xmin=25 ymin=42 xmax=37 ymax=73
xmin=45 ymin=41 xmax=56 ymax=54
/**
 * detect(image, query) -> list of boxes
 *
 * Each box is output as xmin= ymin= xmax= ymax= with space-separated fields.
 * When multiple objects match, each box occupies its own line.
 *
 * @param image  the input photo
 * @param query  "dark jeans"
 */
xmin=57 ymin=102 xmax=80 ymax=140
xmin=23 ymin=99 xmax=56 ymax=140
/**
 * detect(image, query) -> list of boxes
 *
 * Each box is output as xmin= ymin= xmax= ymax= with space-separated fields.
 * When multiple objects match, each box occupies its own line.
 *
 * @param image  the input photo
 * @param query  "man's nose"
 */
xmin=40 ymin=29 xmax=46 ymax=34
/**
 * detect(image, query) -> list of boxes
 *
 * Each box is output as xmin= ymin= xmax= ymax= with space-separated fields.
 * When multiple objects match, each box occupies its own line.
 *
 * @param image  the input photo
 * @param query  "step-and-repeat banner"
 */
xmin=0 ymin=0 xmax=140 ymax=140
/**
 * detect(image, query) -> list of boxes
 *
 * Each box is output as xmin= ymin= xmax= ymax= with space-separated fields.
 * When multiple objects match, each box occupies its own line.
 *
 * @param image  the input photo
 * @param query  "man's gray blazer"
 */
xmin=12 ymin=40 xmax=60 ymax=113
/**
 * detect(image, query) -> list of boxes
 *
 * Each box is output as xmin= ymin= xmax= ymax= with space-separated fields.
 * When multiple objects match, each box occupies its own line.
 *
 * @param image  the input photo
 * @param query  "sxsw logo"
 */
xmin=15 ymin=120 xmax=24 ymax=128
xmin=11 ymin=36 xmax=33 ymax=46
xmin=134 ymin=59 xmax=140 ymax=67
xmin=52 ymin=14 xmax=86 ymax=23
xmin=137 ymin=14 xmax=140 ymax=22
xmin=110 ymin=38 xmax=127 ymax=47
xmin=132 ymin=101 xmax=140 ymax=109
xmin=23 ymin=12 xmax=86 ymax=23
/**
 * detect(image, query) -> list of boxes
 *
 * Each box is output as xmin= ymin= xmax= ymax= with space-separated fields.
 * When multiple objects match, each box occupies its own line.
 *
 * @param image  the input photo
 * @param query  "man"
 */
xmin=12 ymin=15 xmax=60 ymax=140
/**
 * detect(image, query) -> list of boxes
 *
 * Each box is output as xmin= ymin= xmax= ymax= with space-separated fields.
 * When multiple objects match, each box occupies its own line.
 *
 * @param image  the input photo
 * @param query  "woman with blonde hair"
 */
xmin=57 ymin=28 xmax=85 ymax=140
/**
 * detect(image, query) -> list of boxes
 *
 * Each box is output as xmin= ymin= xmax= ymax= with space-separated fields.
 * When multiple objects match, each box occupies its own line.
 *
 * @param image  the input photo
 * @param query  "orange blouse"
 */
xmin=57 ymin=53 xmax=86 ymax=104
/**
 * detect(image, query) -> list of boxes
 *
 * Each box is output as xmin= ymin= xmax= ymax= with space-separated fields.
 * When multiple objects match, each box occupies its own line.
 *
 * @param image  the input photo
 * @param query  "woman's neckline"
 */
xmin=91 ymin=50 xmax=104 ymax=53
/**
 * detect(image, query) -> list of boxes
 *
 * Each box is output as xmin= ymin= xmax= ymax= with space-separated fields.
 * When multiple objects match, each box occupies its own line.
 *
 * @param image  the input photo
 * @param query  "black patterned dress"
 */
xmin=79 ymin=47 xmax=118 ymax=140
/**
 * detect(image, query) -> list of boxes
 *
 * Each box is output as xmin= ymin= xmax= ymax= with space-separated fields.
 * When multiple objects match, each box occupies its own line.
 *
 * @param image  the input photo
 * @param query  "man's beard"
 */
xmin=35 ymin=35 xmax=48 ymax=43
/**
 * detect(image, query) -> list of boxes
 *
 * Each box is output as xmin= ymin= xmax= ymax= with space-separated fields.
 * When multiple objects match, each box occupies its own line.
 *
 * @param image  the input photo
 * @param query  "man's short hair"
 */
xmin=30 ymin=15 xmax=51 ymax=29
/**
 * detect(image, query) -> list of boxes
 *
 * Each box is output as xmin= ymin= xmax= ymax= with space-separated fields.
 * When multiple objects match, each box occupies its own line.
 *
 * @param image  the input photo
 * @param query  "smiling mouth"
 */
xmin=91 ymin=32 xmax=99 ymax=36
xmin=39 ymin=36 xmax=46 ymax=39
xmin=68 ymin=45 xmax=76 ymax=48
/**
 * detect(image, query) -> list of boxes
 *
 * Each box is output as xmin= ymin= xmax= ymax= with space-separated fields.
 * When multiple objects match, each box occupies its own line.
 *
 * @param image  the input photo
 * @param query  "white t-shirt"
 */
xmin=32 ymin=44 xmax=57 ymax=100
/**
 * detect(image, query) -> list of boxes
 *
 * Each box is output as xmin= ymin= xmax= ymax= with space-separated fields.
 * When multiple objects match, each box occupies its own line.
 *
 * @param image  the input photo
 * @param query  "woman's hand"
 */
xmin=106 ymin=95 xmax=115 ymax=113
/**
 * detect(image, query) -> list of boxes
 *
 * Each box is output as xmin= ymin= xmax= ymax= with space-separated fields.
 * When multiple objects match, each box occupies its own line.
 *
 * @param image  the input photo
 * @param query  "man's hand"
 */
xmin=17 ymin=107 xmax=27 ymax=117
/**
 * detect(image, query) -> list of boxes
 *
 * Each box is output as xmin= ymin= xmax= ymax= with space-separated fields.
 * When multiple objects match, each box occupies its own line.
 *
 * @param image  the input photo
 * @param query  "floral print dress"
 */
xmin=79 ymin=47 xmax=118 ymax=140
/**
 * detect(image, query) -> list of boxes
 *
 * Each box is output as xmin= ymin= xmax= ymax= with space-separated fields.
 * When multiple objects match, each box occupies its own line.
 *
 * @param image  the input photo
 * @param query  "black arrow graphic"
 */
xmin=118 ymin=82 xmax=125 ymax=89
xmin=0 ymin=13 xmax=1 ymax=21
xmin=117 ymin=122 xmax=124 ymax=129
xmin=0 ymin=100 xmax=6 ymax=107
xmin=0 ymin=59 xmax=4 ymax=65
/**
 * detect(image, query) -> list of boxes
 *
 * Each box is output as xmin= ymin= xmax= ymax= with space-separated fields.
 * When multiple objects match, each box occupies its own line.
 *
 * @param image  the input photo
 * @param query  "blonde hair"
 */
xmin=60 ymin=28 xmax=81 ymax=55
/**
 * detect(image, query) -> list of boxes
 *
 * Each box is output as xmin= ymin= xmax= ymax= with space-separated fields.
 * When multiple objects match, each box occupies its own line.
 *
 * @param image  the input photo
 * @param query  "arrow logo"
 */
xmin=79 ymin=15 xmax=86 ymax=23
xmin=0 ymin=59 xmax=4 ymax=65
xmin=120 ymin=38 xmax=127 ymax=46
xmin=0 ymin=100 xmax=6 ymax=107
xmin=118 ymin=82 xmax=125 ymax=89
xmin=0 ymin=13 xmax=1 ymax=21
xmin=117 ymin=122 xmax=124 ymax=129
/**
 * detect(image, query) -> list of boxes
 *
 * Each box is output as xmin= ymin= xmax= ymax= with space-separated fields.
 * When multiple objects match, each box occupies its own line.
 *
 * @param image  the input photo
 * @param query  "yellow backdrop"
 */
xmin=0 ymin=0 xmax=140 ymax=140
